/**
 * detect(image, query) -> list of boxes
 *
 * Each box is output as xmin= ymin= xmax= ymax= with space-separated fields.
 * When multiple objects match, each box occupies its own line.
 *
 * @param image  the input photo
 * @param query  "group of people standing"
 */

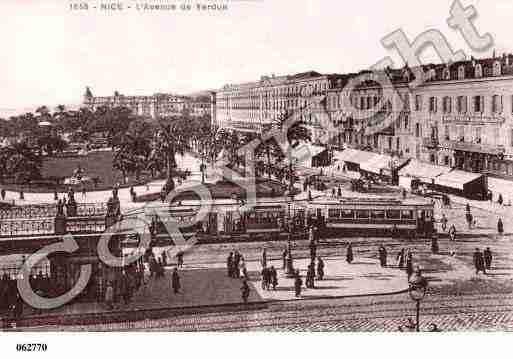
xmin=473 ymin=247 xmax=493 ymax=275
xmin=227 ymin=250 xmax=248 ymax=279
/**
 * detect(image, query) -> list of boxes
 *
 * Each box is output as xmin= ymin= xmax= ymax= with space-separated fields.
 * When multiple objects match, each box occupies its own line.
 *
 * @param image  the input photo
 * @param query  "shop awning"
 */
xmin=360 ymin=154 xmax=392 ymax=174
xmin=291 ymin=143 xmax=327 ymax=166
xmin=434 ymin=170 xmax=484 ymax=190
xmin=398 ymin=160 xmax=451 ymax=182
xmin=333 ymin=148 xmax=377 ymax=165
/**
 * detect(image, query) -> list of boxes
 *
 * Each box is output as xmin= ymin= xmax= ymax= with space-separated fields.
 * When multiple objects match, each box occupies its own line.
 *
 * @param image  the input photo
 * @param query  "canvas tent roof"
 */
xmin=434 ymin=170 xmax=484 ymax=190
xmin=333 ymin=149 xmax=378 ymax=165
xmin=398 ymin=160 xmax=451 ymax=182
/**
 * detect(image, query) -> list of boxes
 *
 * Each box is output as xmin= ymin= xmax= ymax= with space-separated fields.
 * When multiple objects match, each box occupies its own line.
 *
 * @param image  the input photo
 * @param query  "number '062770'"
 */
xmin=70 ymin=3 xmax=89 ymax=10
xmin=16 ymin=344 xmax=48 ymax=352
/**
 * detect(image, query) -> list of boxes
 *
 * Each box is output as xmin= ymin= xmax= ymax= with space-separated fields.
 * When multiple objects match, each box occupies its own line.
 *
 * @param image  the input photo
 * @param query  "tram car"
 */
xmin=310 ymin=197 xmax=434 ymax=237
xmin=241 ymin=204 xmax=287 ymax=240
xmin=150 ymin=206 xmax=200 ymax=241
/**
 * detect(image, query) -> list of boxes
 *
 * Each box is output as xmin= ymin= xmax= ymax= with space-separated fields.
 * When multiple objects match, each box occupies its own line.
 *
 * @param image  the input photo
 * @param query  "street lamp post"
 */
xmin=408 ymin=268 xmax=428 ymax=332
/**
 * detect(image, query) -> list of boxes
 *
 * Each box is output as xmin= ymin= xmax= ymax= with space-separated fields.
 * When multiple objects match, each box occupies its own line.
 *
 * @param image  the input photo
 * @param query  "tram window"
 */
xmin=328 ymin=209 xmax=341 ymax=218
xmin=386 ymin=210 xmax=401 ymax=219
xmin=401 ymin=210 xmax=414 ymax=219
xmin=371 ymin=210 xmax=385 ymax=219
xmin=355 ymin=210 xmax=370 ymax=219
xmin=340 ymin=210 xmax=354 ymax=219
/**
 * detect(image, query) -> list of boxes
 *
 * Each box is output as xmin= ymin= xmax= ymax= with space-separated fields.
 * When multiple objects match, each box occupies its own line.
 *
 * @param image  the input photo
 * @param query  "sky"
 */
xmin=1 ymin=0 xmax=513 ymax=116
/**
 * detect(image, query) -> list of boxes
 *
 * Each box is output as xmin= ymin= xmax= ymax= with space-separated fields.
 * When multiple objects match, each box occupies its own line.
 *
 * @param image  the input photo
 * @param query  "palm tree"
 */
xmin=150 ymin=117 xmax=191 ymax=194
xmin=113 ymin=119 xmax=153 ymax=183
xmin=268 ymin=110 xmax=312 ymax=189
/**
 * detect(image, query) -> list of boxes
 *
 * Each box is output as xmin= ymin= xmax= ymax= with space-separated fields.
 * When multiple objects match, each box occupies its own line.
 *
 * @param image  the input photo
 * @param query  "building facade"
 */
xmin=83 ymin=87 xmax=211 ymax=119
xmin=213 ymin=54 xmax=513 ymax=180
xmin=213 ymin=71 xmax=335 ymax=142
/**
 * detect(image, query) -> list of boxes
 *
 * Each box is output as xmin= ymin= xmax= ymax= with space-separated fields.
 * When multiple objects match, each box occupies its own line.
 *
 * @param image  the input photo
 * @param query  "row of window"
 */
xmin=422 ymin=95 xmax=504 ymax=114
xmin=327 ymin=208 xmax=416 ymax=220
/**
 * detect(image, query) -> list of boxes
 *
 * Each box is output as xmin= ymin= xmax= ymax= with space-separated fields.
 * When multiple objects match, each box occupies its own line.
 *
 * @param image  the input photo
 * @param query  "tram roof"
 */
xmin=312 ymin=197 xmax=433 ymax=206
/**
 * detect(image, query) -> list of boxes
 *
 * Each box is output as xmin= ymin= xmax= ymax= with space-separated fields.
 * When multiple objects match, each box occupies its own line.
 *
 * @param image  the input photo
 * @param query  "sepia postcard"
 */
xmin=1 ymin=0 xmax=513 ymax=357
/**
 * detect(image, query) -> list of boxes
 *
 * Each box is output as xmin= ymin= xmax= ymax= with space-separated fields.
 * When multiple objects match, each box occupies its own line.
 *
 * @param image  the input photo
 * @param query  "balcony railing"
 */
xmin=441 ymin=139 xmax=505 ymax=155
xmin=441 ymin=115 xmax=506 ymax=125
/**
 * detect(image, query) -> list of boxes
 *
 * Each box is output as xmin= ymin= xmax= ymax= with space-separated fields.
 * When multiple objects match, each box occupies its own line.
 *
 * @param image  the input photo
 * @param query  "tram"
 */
xmin=310 ymin=198 xmax=434 ymax=237
xmin=150 ymin=206 xmax=200 ymax=240
xmin=242 ymin=205 xmax=286 ymax=240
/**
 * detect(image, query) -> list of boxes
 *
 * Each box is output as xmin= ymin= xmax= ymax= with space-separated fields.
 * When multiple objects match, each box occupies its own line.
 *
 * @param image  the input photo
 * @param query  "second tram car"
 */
xmin=310 ymin=198 xmax=434 ymax=237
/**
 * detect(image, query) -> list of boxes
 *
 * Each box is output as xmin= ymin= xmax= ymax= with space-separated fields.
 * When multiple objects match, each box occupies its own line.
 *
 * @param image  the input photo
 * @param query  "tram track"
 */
xmin=12 ymin=292 xmax=513 ymax=331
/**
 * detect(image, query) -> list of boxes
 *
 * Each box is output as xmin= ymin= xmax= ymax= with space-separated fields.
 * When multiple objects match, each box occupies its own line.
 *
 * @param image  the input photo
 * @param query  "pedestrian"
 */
xmin=176 ymin=251 xmax=184 ymax=268
xmin=498 ymin=193 xmax=504 ymax=206
xmin=449 ymin=225 xmax=456 ymax=241
xmin=105 ymin=282 xmax=114 ymax=310
xmin=306 ymin=262 xmax=315 ymax=288
xmin=241 ymin=279 xmax=250 ymax=303
xmin=346 ymin=243 xmax=354 ymax=263
xmin=337 ymin=186 xmax=342 ymax=198
xmin=406 ymin=251 xmax=413 ymax=278
xmin=431 ymin=235 xmax=439 ymax=254
xmin=441 ymin=214 xmax=448 ymax=232
xmin=270 ymin=266 xmax=278 ymax=290
xmin=171 ymin=268 xmax=181 ymax=294
xmin=473 ymin=248 xmax=486 ymax=275
xmin=19 ymin=191 xmax=24 ymax=200
xmin=261 ymin=266 xmax=269 ymax=290
xmin=162 ymin=251 xmax=167 ymax=267
xmin=483 ymin=247 xmax=492 ymax=270
xmin=317 ymin=257 xmax=325 ymax=280
xmin=282 ymin=247 xmax=287 ymax=270
xmin=309 ymin=235 xmax=317 ymax=261
xmin=497 ymin=218 xmax=504 ymax=237
xmin=378 ymin=245 xmax=387 ymax=267
xmin=227 ymin=252 xmax=234 ymax=277
xmin=261 ymin=248 xmax=267 ymax=268
xmin=396 ymin=248 xmax=405 ymax=269
xmin=466 ymin=212 xmax=473 ymax=230
xmin=294 ymin=270 xmax=303 ymax=297
xmin=233 ymin=251 xmax=241 ymax=278
xmin=331 ymin=187 xmax=335 ymax=198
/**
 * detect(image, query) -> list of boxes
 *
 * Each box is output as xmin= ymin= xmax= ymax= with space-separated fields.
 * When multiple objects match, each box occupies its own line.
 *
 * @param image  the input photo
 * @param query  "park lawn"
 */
xmin=2 ymin=151 xmax=155 ymax=193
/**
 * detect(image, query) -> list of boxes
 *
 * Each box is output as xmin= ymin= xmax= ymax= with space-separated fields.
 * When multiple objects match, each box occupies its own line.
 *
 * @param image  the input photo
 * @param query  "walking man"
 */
xmin=171 ymin=268 xmax=181 ymax=294
xmin=346 ymin=243 xmax=354 ymax=263
xmin=270 ymin=266 xmax=278 ymax=290
xmin=473 ymin=248 xmax=486 ymax=275
xmin=498 ymin=218 xmax=504 ymax=237
xmin=227 ymin=252 xmax=234 ymax=277
xmin=317 ymin=257 xmax=325 ymax=280
xmin=261 ymin=248 xmax=267 ymax=269
xmin=449 ymin=225 xmax=456 ymax=241
xmin=378 ymin=245 xmax=387 ymax=267
xmin=483 ymin=247 xmax=493 ymax=270
xmin=406 ymin=251 xmax=413 ymax=279
xmin=294 ymin=270 xmax=303 ymax=297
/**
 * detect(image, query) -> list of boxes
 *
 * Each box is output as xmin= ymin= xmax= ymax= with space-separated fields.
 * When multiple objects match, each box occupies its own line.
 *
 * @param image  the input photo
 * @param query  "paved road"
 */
xmin=21 ymin=292 xmax=513 ymax=332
